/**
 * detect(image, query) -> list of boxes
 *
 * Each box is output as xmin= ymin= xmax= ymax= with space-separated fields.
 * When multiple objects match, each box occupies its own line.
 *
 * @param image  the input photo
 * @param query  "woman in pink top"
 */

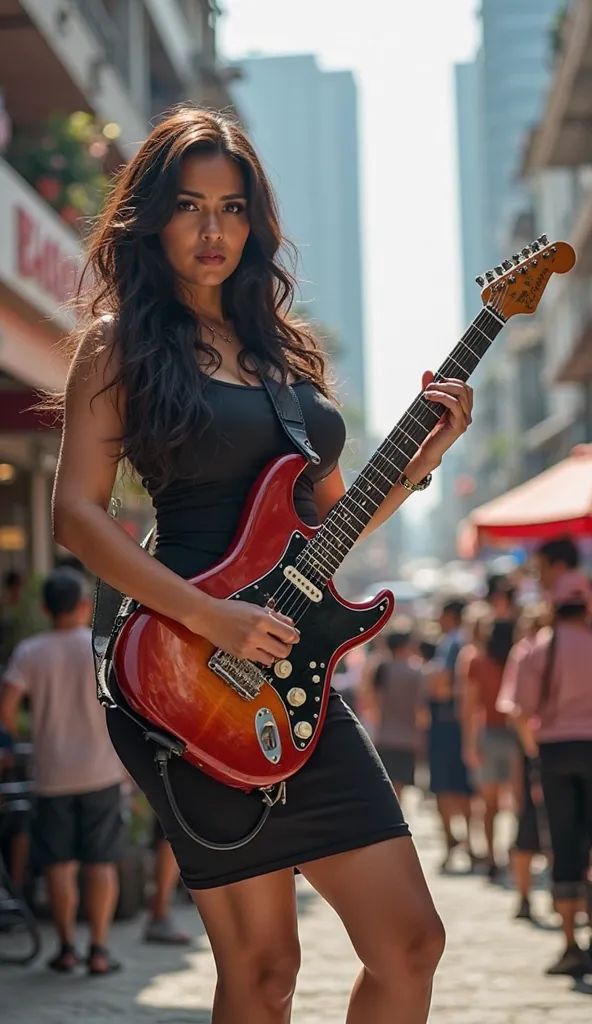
xmin=511 ymin=553 xmax=592 ymax=979
xmin=496 ymin=608 xmax=548 ymax=923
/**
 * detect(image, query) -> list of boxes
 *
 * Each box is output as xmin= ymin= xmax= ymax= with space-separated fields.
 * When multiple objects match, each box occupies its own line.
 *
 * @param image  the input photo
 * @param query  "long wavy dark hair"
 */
xmin=62 ymin=105 xmax=330 ymax=492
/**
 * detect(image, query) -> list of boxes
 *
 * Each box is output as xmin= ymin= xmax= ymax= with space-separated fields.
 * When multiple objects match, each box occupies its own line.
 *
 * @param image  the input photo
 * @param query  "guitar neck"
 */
xmin=302 ymin=306 xmax=505 ymax=584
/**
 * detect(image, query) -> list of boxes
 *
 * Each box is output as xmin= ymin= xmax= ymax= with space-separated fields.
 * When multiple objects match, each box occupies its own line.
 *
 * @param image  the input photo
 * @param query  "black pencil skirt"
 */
xmin=107 ymin=690 xmax=410 ymax=889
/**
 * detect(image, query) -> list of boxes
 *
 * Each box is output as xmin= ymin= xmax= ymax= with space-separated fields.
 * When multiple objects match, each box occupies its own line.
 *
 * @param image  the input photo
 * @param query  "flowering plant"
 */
xmin=8 ymin=111 xmax=119 ymax=229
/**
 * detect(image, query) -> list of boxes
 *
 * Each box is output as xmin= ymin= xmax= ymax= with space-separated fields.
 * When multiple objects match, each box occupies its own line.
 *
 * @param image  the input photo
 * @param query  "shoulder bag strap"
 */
xmin=538 ymin=627 xmax=557 ymax=714
xmin=252 ymin=357 xmax=321 ymax=466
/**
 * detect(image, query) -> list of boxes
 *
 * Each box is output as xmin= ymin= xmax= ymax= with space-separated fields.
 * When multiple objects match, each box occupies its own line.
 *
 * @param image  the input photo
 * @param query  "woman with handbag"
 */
xmin=51 ymin=105 xmax=474 ymax=1022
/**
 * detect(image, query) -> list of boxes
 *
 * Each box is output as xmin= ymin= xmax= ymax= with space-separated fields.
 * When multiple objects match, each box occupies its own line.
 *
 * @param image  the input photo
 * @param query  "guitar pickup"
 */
xmin=282 ymin=566 xmax=322 ymax=603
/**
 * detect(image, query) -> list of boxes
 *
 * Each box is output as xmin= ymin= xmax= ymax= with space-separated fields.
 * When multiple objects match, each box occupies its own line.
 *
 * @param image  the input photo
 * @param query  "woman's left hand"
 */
xmin=418 ymin=370 xmax=474 ymax=470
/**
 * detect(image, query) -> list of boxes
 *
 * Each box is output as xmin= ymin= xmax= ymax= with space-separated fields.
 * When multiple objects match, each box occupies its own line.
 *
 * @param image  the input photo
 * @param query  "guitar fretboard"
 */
xmin=298 ymin=306 xmax=505 ymax=585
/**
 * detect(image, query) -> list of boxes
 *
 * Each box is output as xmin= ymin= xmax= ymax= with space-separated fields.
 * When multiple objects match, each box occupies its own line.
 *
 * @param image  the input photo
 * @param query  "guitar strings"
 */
xmin=271 ymin=296 xmax=505 ymax=625
xmin=268 ymin=285 xmax=510 ymax=628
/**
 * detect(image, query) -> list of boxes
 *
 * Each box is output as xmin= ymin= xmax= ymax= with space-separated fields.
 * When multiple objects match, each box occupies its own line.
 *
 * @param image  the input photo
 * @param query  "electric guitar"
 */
xmin=112 ymin=237 xmax=576 ymax=791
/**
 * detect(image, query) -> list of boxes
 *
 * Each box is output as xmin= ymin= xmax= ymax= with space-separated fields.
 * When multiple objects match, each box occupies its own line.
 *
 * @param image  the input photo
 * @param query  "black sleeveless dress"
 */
xmin=106 ymin=376 xmax=409 ymax=889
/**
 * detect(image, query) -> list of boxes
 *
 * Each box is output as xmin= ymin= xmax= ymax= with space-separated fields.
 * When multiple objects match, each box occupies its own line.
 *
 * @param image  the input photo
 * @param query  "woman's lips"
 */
xmin=196 ymin=254 xmax=226 ymax=265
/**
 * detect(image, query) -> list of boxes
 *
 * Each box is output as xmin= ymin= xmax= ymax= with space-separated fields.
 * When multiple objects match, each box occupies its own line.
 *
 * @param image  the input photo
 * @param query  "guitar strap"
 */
xmin=253 ymin=358 xmax=321 ymax=466
xmin=91 ymin=368 xmax=320 ymax=849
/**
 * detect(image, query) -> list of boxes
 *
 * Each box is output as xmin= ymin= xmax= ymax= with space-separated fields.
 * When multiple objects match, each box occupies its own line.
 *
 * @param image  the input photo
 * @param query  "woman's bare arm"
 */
xmin=52 ymin=326 xmax=214 ymax=632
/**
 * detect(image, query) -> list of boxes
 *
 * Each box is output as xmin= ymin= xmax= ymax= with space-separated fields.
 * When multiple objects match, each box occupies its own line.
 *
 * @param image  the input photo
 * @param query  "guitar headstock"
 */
xmin=476 ymin=236 xmax=576 ymax=320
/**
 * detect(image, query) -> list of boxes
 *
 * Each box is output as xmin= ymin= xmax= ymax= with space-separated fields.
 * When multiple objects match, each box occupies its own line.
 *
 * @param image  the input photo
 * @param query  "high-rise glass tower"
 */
xmin=233 ymin=54 xmax=366 ymax=427
xmin=456 ymin=0 xmax=564 ymax=322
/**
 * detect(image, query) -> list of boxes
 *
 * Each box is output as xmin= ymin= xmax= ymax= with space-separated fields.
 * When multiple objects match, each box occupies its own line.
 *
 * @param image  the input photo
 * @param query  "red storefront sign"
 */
xmin=16 ymin=206 xmax=78 ymax=305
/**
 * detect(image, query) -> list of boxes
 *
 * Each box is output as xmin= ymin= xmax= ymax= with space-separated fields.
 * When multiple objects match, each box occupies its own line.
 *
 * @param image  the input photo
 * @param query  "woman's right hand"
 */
xmin=192 ymin=597 xmax=300 ymax=667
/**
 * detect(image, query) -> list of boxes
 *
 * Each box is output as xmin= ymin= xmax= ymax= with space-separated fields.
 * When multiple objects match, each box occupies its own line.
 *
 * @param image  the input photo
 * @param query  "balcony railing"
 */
xmin=78 ymin=0 xmax=128 ymax=84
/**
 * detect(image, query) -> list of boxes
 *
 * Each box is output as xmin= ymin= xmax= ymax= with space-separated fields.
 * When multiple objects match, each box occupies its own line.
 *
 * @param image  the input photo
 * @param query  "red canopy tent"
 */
xmin=458 ymin=446 xmax=592 ymax=557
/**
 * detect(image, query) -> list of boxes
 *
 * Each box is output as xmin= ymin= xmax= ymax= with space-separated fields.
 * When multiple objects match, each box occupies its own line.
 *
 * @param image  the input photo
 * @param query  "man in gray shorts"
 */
xmin=0 ymin=569 xmax=126 ymax=974
xmin=475 ymin=726 xmax=517 ymax=788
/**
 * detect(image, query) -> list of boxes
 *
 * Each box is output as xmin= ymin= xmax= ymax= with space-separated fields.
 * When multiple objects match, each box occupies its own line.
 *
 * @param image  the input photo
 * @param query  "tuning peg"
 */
xmin=538 ymin=234 xmax=548 ymax=246
xmin=485 ymin=270 xmax=496 ymax=283
xmin=512 ymin=254 xmax=521 ymax=265
xmin=530 ymin=241 xmax=540 ymax=252
xmin=475 ymin=275 xmax=485 ymax=287
xmin=494 ymin=265 xmax=504 ymax=275
xmin=502 ymin=260 xmax=513 ymax=271
xmin=521 ymin=246 xmax=532 ymax=258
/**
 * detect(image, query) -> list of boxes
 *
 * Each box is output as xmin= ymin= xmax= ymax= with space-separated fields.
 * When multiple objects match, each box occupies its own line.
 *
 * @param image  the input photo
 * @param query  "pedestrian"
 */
xmin=0 ymin=569 xmax=23 ymax=667
xmin=460 ymin=611 xmax=518 ymax=880
xmin=143 ymin=819 xmax=191 ymax=945
xmin=508 ymin=540 xmax=592 ymax=977
xmin=0 ymin=568 xmax=126 ymax=974
xmin=424 ymin=600 xmax=476 ymax=872
xmin=370 ymin=631 xmax=426 ymax=801
xmin=496 ymin=606 xmax=549 ymax=922
xmin=51 ymin=105 xmax=475 ymax=1021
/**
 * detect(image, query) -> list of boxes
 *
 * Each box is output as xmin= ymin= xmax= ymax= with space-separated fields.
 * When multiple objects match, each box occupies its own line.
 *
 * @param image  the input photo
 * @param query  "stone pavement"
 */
xmin=1 ymin=794 xmax=591 ymax=1023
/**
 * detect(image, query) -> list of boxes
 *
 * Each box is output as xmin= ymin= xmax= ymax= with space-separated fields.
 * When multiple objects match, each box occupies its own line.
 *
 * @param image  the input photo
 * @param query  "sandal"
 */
xmin=86 ymin=944 xmax=123 ymax=976
xmin=143 ymin=914 xmax=191 ymax=945
xmin=47 ymin=942 xmax=81 ymax=973
xmin=545 ymin=944 xmax=592 ymax=978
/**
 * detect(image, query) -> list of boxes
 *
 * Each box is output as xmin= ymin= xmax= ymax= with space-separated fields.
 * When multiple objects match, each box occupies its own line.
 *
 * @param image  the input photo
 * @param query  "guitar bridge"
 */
xmin=208 ymin=649 xmax=267 ymax=701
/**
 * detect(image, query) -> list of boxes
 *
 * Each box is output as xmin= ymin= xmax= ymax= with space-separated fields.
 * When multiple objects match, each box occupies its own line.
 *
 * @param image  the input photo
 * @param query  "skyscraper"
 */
xmin=452 ymin=0 xmax=564 ymax=514
xmin=233 ymin=54 xmax=366 ymax=427
xmin=456 ymin=0 xmax=563 ymax=323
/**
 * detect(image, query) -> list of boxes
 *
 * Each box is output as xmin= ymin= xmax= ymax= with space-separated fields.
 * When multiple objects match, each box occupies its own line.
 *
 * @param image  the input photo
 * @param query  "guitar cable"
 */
xmin=153 ymin=745 xmax=284 ymax=850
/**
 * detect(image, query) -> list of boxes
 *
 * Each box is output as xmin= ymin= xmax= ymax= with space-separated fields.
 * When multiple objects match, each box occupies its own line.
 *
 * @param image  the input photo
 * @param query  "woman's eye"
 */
xmin=224 ymin=203 xmax=246 ymax=215
xmin=177 ymin=200 xmax=197 ymax=212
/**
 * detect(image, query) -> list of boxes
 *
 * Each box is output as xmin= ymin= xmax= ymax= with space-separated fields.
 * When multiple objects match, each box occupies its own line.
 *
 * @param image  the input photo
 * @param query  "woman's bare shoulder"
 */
xmin=68 ymin=314 xmax=121 ymax=396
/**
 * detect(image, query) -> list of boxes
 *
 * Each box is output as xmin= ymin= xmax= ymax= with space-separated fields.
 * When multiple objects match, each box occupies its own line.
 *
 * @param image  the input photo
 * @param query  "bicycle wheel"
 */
xmin=0 ymin=888 xmax=41 ymax=966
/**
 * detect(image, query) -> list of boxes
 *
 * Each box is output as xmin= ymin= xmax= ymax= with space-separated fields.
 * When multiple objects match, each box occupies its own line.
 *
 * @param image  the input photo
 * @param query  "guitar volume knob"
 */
xmin=287 ymin=687 xmax=307 ymax=707
xmin=294 ymin=721 xmax=313 ymax=740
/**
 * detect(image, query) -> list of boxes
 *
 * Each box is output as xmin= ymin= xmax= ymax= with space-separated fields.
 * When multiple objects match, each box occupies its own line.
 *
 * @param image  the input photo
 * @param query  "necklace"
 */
xmin=200 ymin=319 xmax=233 ymax=346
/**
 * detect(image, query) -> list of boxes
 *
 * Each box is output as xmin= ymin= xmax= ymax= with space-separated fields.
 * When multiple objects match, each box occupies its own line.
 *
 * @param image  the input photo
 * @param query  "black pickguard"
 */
xmin=227 ymin=532 xmax=390 ymax=750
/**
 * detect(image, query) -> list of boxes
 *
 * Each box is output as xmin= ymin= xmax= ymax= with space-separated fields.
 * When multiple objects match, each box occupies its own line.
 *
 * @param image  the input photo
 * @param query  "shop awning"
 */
xmin=458 ymin=446 xmax=592 ymax=556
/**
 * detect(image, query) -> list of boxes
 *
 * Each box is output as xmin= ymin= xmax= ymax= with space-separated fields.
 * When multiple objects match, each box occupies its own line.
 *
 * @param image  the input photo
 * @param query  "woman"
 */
xmin=371 ymin=631 xmax=426 ymax=802
xmin=496 ymin=606 xmax=548 ymax=923
xmin=424 ymin=600 xmax=476 ymax=872
xmin=461 ymin=611 xmax=517 ymax=880
xmin=52 ymin=106 xmax=474 ymax=1022
xmin=509 ymin=569 xmax=592 ymax=977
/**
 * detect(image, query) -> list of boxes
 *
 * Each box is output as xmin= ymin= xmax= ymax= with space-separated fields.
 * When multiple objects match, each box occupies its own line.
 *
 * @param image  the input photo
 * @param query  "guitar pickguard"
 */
xmin=221 ymin=532 xmax=390 ymax=751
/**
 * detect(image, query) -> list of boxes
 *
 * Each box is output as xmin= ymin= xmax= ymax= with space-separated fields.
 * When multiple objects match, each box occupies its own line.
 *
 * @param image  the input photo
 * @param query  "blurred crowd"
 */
xmin=1 ymin=535 xmax=591 ymax=978
xmin=336 ymin=535 xmax=592 ymax=980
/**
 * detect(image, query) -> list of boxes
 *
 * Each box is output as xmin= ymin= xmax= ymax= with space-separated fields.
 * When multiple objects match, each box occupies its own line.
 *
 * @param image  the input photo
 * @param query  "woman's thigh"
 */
xmin=298 ymin=837 xmax=444 ymax=975
xmin=190 ymin=868 xmax=301 ymax=977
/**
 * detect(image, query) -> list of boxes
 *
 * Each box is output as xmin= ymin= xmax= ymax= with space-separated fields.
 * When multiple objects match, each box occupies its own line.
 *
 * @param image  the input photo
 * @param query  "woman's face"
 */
xmin=159 ymin=152 xmax=250 ymax=294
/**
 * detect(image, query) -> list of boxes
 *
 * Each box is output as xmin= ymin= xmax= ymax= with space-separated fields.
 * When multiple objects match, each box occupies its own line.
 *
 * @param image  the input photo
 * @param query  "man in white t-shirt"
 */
xmin=0 ymin=568 xmax=125 ymax=974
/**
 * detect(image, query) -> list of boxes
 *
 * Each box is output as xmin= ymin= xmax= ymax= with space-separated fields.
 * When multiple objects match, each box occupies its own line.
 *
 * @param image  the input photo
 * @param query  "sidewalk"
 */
xmin=2 ymin=794 xmax=591 ymax=1023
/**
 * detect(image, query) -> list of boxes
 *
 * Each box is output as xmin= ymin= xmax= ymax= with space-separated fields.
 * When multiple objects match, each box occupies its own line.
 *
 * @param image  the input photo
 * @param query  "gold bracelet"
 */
xmin=399 ymin=471 xmax=433 ymax=493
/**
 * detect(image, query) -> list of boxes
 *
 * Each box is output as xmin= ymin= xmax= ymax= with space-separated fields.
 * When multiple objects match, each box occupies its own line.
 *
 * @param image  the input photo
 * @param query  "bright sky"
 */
xmin=220 ymin=0 xmax=481 ymax=441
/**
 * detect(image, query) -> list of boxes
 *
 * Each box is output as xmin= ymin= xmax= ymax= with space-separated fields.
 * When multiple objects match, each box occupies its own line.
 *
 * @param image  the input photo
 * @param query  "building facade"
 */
xmin=516 ymin=0 xmax=592 ymax=479
xmin=445 ymin=0 xmax=565 ymax=551
xmin=0 ymin=0 xmax=233 ymax=579
xmin=232 ymin=54 xmax=367 ymax=432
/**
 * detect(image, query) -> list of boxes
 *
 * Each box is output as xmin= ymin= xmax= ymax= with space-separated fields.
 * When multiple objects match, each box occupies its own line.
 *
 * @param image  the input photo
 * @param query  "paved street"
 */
xmin=2 ymin=794 xmax=591 ymax=1023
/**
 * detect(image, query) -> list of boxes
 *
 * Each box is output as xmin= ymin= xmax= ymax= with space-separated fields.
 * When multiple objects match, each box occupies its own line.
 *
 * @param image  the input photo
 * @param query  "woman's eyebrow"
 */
xmin=178 ymin=189 xmax=247 ymax=201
